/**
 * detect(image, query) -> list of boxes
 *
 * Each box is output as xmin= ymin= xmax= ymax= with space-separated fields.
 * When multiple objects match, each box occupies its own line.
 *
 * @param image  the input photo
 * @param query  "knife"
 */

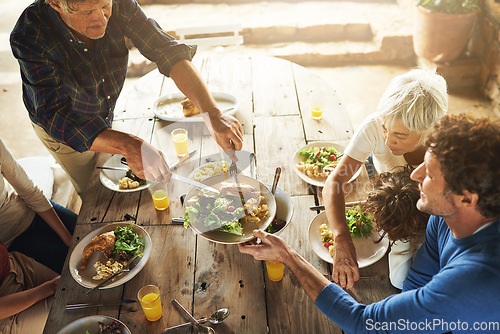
xmin=66 ymin=299 xmax=136 ymax=310
xmin=171 ymin=173 xmax=220 ymax=194
xmin=309 ymin=200 xmax=366 ymax=211
xmin=96 ymin=166 xmax=129 ymax=171
xmin=169 ymin=150 xmax=197 ymax=170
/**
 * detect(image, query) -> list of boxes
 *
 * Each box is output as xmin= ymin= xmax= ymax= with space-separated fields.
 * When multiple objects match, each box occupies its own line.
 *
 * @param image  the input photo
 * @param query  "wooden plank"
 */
xmin=252 ymin=56 xmax=300 ymax=117
xmin=78 ymin=167 xmax=115 ymax=225
xmin=43 ymin=224 xmax=125 ymax=333
xmin=114 ymin=69 xmax=162 ymax=121
xmin=194 ymin=239 xmax=268 ymax=334
xmin=203 ymin=55 xmax=254 ymax=134
xmin=265 ymin=195 xmax=342 ymax=334
xmin=292 ymin=62 xmax=354 ymax=142
xmin=254 ymin=116 xmax=308 ymax=196
xmin=119 ymin=225 xmax=197 ymax=332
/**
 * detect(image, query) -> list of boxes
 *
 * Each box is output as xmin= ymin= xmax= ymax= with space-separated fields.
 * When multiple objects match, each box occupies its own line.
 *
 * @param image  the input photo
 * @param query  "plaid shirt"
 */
xmin=10 ymin=0 xmax=196 ymax=152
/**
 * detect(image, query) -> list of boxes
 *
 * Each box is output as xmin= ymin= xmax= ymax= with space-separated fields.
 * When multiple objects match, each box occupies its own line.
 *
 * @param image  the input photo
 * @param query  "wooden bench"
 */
xmin=175 ymin=23 xmax=243 ymax=49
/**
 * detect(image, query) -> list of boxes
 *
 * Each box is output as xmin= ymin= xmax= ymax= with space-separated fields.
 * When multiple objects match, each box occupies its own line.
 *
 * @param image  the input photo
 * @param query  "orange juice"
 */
xmin=311 ymin=106 xmax=323 ymax=120
xmin=140 ymin=292 xmax=162 ymax=321
xmin=172 ymin=129 xmax=188 ymax=157
xmin=152 ymin=189 xmax=169 ymax=210
xmin=265 ymin=261 xmax=285 ymax=282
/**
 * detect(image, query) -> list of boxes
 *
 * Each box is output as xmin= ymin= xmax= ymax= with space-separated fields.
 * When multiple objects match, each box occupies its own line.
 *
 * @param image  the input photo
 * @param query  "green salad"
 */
xmin=184 ymin=192 xmax=246 ymax=235
xmin=346 ymin=206 xmax=373 ymax=238
xmin=298 ymin=146 xmax=342 ymax=168
xmin=112 ymin=223 xmax=145 ymax=261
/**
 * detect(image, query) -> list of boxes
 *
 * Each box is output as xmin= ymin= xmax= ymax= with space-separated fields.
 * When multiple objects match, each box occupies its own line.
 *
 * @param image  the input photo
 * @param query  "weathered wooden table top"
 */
xmin=43 ymin=55 xmax=398 ymax=334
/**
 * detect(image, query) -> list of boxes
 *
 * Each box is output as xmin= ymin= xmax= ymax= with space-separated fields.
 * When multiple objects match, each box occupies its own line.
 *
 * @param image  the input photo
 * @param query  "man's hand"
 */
xmin=238 ymin=229 xmax=291 ymax=264
xmin=202 ymin=111 xmax=243 ymax=161
xmin=331 ymin=234 xmax=360 ymax=289
xmin=124 ymin=140 xmax=171 ymax=183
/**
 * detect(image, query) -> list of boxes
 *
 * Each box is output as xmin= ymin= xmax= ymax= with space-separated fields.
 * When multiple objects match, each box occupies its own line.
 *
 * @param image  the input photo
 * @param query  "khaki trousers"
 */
xmin=0 ymin=252 xmax=58 ymax=334
xmin=32 ymin=123 xmax=97 ymax=198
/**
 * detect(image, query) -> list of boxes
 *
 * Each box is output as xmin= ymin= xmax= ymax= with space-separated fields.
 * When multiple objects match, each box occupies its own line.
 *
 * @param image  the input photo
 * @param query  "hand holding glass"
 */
xmin=138 ymin=285 xmax=162 ymax=321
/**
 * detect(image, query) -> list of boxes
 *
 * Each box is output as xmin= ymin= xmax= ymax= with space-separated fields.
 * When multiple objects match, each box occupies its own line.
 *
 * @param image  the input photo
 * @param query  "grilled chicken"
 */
xmin=219 ymin=182 xmax=260 ymax=199
xmin=80 ymin=231 xmax=116 ymax=269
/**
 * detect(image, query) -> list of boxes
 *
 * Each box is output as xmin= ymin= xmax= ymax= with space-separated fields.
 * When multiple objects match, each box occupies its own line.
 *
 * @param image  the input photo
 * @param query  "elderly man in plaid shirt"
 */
xmin=10 ymin=0 xmax=244 ymax=197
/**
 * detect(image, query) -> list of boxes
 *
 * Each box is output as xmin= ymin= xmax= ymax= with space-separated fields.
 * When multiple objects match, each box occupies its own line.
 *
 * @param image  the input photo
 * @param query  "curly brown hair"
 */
xmin=426 ymin=114 xmax=500 ymax=219
xmin=362 ymin=167 xmax=429 ymax=242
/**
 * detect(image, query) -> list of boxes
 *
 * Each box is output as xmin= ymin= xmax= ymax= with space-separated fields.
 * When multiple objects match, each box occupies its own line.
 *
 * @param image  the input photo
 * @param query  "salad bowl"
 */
xmin=183 ymin=174 xmax=277 ymax=244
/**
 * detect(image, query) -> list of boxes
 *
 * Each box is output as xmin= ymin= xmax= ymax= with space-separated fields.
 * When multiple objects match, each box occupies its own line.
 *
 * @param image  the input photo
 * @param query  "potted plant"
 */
xmin=413 ymin=0 xmax=480 ymax=62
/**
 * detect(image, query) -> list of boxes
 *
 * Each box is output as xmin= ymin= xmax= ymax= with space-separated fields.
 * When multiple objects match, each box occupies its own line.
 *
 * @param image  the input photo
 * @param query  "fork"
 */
xmin=228 ymin=143 xmax=247 ymax=212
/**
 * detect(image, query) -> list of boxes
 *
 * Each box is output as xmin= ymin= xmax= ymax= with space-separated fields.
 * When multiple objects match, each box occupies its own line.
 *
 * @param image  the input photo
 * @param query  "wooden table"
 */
xmin=43 ymin=55 xmax=398 ymax=334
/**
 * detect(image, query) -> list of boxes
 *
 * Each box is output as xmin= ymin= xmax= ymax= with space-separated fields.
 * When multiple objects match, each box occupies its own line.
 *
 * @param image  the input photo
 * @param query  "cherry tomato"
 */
xmin=227 ymin=206 xmax=235 ymax=212
xmin=330 ymin=154 xmax=337 ymax=161
xmin=316 ymin=150 xmax=321 ymax=157
xmin=323 ymin=242 xmax=332 ymax=248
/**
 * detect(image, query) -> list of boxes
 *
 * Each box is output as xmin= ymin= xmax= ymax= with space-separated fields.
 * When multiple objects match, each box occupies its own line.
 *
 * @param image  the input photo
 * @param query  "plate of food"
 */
xmin=292 ymin=142 xmax=362 ymax=187
xmin=99 ymin=155 xmax=149 ymax=192
xmin=153 ymin=92 xmax=239 ymax=122
xmin=188 ymin=160 xmax=229 ymax=183
xmin=57 ymin=315 xmax=131 ymax=334
xmin=183 ymin=174 xmax=277 ymax=244
xmin=308 ymin=208 xmax=388 ymax=268
xmin=69 ymin=222 xmax=151 ymax=289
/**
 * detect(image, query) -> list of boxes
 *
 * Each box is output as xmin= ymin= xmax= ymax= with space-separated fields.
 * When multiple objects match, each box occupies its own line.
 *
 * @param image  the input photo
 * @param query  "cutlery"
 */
xmin=97 ymin=166 xmax=129 ymax=171
xmin=228 ymin=142 xmax=246 ymax=213
xmin=66 ymin=299 xmax=136 ymax=310
xmin=172 ymin=299 xmax=215 ymax=334
xmin=170 ymin=173 xmax=220 ymax=194
xmin=249 ymin=152 xmax=256 ymax=178
xmin=309 ymin=200 xmax=366 ymax=211
xmin=169 ymin=150 xmax=197 ymax=170
xmin=162 ymin=308 xmax=229 ymax=333
xmin=270 ymin=167 xmax=281 ymax=195
xmin=85 ymin=254 xmax=141 ymax=295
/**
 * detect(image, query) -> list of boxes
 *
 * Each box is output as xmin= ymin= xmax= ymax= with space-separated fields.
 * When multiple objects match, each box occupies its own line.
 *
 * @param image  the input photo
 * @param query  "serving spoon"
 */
xmin=162 ymin=308 xmax=230 ymax=333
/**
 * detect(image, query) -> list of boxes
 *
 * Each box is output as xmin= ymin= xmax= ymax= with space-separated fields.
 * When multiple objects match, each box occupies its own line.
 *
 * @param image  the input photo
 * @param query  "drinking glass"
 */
xmin=138 ymin=285 xmax=162 ymax=321
xmin=265 ymin=260 xmax=285 ymax=282
xmin=171 ymin=128 xmax=189 ymax=157
xmin=148 ymin=182 xmax=169 ymax=211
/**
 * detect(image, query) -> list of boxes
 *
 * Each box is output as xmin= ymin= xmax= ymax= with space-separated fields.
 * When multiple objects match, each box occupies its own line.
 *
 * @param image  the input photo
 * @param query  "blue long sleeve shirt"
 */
xmin=316 ymin=216 xmax=500 ymax=333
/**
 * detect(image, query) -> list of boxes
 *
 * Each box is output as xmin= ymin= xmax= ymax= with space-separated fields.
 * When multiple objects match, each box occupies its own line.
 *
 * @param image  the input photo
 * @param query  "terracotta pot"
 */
xmin=413 ymin=5 xmax=477 ymax=63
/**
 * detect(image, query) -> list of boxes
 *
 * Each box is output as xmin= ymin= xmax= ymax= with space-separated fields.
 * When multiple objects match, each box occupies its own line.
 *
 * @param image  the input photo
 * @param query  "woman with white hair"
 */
xmin=322 ymin=69 xmax=448 ymax=289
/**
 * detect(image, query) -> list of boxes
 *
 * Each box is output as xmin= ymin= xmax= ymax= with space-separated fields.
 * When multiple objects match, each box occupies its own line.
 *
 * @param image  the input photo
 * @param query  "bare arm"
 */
xmin=0 ymin=276 xmax=59 ymax=319
xmin=37 ymin=208 xmax=72 ymax=247
xmin=169 ymin=60 xmax=243 ymax=159
xmin=90 ymin=128 xmax=170 ymax=182
xmin=322 ymin=155 xmax=364 ymax=289
xmin=238 ymin=230 xmax=330 ymax=303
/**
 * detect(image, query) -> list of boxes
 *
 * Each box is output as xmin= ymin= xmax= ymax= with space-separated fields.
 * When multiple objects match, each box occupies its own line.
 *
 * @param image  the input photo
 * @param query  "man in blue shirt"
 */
xmin=11 ymin=0 xmax=243 ymax=196
xmin=239 ymin=114 xmax=500 ymax=333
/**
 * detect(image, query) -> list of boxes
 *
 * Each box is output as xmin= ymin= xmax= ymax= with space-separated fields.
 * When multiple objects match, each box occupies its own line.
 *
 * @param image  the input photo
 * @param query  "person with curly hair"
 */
xmin=323 ymin=68 xmax=448 ymax=289
xmin=239 ymin=114 xmax=500 ymax=332
xmin=362 ymin=167 xmax=429 ymax=289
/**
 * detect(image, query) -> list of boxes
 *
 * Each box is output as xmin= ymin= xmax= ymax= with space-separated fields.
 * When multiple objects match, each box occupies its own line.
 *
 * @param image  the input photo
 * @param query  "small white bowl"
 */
xmin=268 ymin=186 xmax=294 ymax=236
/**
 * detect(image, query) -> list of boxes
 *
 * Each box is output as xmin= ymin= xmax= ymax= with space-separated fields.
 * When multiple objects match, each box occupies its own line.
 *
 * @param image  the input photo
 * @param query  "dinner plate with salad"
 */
xmin=308 ymin=208 xmax=388 ymax=268
xmin=56 ymin=315 xmax=131 ymax=334
xmin=292 ymin=142 xmax=362 ymax=187
xmin=69 ymin=222 xmax=151 ymax=289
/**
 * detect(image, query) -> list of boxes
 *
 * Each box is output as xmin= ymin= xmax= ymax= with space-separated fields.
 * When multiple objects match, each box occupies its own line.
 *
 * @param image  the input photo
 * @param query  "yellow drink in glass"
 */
xmin=152 ymin=189 xmax=169 ymax=210
xmin=311 ymin=106 xmax=323 ymax=120
xmin=172 ymin=128 xmax=188 ymax=157
xmin=265 ymin=261 xmax=285 ymax=282
xmin=138 ymin=285 xmax=163 ymax=321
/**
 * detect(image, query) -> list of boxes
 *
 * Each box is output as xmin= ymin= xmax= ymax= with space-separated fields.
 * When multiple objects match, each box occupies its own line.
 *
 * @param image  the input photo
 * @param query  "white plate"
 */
xmin=99 ymin=154 xmax=150 ymax=193
xmin=57 ymin=315 xmax=131 ymax=334
xmin=292 ymin=142 xmax=362 ymax=187
xmin=308 ymin=211 xmax=388 ymax=268
xmin=69 ymin=222 xmax=151 ymax=289
xmin=153 ymin=92 xmax=239 ymax=122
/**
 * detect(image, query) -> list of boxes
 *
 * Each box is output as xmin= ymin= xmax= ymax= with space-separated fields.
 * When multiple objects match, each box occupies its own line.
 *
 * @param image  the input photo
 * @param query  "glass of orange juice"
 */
xmin=311 ymin=106 xmax=323 ymax=120
xmin=171 ymin=128 xmax=189 ymax=157
xmin=265 ymin=261 xmax=285 ymax=282
xmin=148 ymin=182 xmax=169 ymax=211
xmin=138 ymin=285 xmax=162 ymax=321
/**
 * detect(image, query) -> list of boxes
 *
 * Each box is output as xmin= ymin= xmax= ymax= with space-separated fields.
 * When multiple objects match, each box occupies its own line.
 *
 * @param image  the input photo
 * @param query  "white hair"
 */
xmin=377 ymin=69 xmax=448 ymax=133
